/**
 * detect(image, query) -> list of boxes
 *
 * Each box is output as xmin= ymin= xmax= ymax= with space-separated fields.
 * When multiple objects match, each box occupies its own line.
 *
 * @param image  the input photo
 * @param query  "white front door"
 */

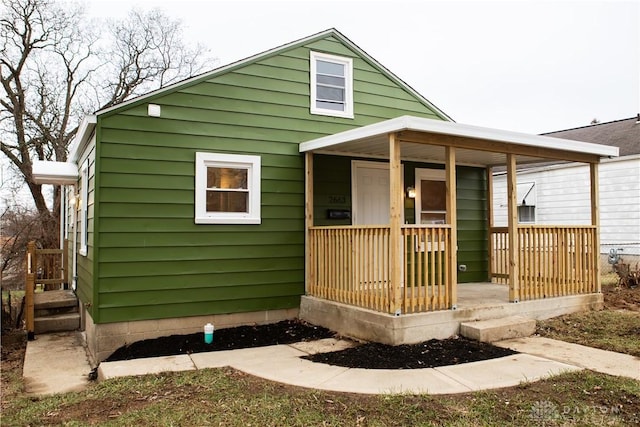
xmin=352 ymin=161 xmax=390 ymax=225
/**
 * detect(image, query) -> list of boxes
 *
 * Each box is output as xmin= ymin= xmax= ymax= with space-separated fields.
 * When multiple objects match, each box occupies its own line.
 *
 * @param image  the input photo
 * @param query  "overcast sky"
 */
xmin=86 ymin=0 xmax=640 ymax=134
xmin=2 ymin=0 xmax=637 ymax=210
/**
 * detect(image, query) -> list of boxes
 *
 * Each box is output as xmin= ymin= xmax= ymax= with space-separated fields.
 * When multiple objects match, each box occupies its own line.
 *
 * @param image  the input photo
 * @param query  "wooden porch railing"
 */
xmin=24 ymin=240 xmax=69 ymax=338
xmin=490 ymin=226 xmax=598 ymax=300
xmin=401 ymin=225 xmax=452 ymax=313
xmin=308 ymin=226 xmax=391 ymax=312
xmin=490 ymin=227 xmax=509 ymax=285
xmin=307 ymin=225 xmax=452 ymax=314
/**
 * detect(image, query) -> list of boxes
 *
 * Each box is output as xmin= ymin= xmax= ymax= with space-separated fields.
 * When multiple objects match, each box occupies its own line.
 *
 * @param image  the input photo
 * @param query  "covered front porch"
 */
xmin=298 ymin=116 xmax=616 ymax=342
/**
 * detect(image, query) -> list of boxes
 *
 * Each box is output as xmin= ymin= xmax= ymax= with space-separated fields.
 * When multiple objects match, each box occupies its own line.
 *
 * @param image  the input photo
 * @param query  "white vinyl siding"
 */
xmin=492 ymin=157 xmax=640 ymax=254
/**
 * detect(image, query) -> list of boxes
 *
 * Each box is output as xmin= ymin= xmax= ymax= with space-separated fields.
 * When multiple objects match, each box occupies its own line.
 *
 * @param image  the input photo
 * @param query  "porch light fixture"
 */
xmin=406 ymin=186 xmax=416 ymax=199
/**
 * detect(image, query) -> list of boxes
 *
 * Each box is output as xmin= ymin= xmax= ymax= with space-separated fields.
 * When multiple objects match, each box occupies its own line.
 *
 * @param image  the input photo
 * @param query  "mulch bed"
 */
xmin=106 ymin=319 xmax=333 ymax=361
xmin=105 ymin=319 xmax=517 ymax=369
xmin=303 ymin=336 xmax=517 ymax=369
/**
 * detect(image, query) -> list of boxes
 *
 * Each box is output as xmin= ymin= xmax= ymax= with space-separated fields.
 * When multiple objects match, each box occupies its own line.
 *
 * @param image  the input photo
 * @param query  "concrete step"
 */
xmin=34 ymin=289 xmax=77 ymax=310
xmin=34 ymin=289 xmax=78 ymax=317
xmin=34 ymin=305 xmax=78 ymax=318
xmin=34 ymin=313 xmax=80 ymax=334
xmin=460 ymin=316 xmax=536 ymax=343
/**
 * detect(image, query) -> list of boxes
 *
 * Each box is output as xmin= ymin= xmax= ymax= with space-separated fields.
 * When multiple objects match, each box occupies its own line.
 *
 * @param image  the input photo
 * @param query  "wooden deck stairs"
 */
xmin=33 ymin=290 xmax=80 ymax=334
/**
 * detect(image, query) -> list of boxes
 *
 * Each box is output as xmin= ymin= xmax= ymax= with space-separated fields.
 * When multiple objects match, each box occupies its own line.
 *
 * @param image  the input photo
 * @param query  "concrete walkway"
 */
xmin=24 ymin=333 xmax=639 ymax=396
xmin=23 ymin=332 xmax=93 ymax=395
xmin=494 ymin=336 xmax=640 ymax=380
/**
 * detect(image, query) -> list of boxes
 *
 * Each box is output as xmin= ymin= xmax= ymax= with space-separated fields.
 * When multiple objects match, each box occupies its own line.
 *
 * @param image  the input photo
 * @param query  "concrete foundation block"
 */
xmin=460 ymin=316 xmax=536 ymax=342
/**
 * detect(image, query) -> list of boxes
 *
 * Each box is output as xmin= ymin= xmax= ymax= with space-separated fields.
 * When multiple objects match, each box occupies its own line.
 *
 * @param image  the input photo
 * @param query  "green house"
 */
xmin=34 ymin=29 xmax=615 ymax=362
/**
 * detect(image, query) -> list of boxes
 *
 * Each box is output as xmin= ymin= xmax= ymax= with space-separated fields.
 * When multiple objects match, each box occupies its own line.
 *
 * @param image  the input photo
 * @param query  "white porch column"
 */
xmin=445 ymin=146 xmax=457 ymax=308
xmin=590 ymin=162 xmax=601 ymax=293
xmin=389 ymin=133 xmax=403 ymax=314
xmin=507 ymin=154 xmax=520 ymax=302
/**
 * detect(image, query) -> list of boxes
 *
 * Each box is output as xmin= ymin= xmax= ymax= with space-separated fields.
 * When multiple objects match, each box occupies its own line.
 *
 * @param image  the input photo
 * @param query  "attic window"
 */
xmin=195 ymin=152 xmax=261 ymax=224
xmin=310 ymin=51 xmax=353 ymax=118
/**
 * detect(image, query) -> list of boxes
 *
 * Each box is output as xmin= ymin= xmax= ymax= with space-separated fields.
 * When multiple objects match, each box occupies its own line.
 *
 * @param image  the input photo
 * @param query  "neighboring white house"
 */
xmin=492 ymin=116 xmax=640 ymax=264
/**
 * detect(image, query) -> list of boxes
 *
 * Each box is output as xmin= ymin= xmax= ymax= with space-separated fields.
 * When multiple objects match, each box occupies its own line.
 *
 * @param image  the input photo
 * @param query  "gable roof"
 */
xmin=94 ymin=28 xmax=452 ymax=121
xmin=542 ymin=116 xmax=640 ymax=157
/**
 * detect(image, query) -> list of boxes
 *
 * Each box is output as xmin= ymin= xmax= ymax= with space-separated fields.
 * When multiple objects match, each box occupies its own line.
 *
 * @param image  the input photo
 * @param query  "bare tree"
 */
xmin=0 ymin=0 xmax=214 ymax=246
xmin=1 ymin=204 xmax=52 ymax=287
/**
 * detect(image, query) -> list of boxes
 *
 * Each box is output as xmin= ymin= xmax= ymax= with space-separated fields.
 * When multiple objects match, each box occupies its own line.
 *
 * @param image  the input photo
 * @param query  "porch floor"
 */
xmin=457 ymin=282 xmax=509 ymax=308
xmin=300 ymin=283 xmax=604 ymax=346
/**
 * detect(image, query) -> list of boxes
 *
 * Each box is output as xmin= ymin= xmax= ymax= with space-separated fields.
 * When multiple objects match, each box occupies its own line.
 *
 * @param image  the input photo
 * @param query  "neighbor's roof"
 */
xmin=542 ymin=116 xmax=640 ymax=157
xmin=299 ymin=116 xmax=619 ymax=167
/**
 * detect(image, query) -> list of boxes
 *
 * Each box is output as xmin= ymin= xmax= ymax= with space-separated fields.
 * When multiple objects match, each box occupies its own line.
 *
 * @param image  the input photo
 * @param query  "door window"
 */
xmin=415 ymin=169 xmax=446 ymax=224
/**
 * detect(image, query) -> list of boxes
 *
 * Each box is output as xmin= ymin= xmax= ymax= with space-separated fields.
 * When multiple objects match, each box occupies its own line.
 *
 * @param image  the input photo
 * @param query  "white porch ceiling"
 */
xmin=299 ymin=116 xmax=619 ymax=167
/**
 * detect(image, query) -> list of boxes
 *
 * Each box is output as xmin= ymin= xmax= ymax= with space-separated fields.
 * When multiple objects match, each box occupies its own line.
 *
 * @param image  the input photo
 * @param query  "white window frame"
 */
xmin=79 ymin=160 xmax=89 ymax=256
xmin=518 ymin=204 xmax=536 ymax=224
xmin=516 ymin=181 xmax=536 ymax=224
xmin=195 ymin=152 xmax=261 ymax=224
xmin=310 ymin=51 xmax=354 ymax=119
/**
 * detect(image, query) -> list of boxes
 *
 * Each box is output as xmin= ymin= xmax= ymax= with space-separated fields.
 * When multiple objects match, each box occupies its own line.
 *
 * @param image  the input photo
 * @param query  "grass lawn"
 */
xmin=2 ymin=284 xmax=639 ymax=426
xmin=537 ymin=309 xmax=640 ymax=357
xmin=537 ymin=284 xmax=640 ymax=357
xmin=2 ymin=364 xmax=639 ymax=426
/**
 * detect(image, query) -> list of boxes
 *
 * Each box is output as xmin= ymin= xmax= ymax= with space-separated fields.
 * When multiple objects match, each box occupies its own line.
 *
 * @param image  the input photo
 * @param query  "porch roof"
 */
xmin=32 ymin=160 xmax=78 ymax=185
xmin=299 ymin=116 xmax=619 ymax=167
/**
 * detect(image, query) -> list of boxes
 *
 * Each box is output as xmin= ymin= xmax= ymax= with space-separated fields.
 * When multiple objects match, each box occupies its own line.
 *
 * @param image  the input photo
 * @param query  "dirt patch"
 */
xmin=602 ymin=284 xmax=640 ymax=311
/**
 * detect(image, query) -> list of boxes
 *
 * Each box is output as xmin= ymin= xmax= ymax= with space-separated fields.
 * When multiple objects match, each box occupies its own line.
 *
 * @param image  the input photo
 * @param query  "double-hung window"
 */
xmin=195 ymin=152 xmax=261 ymax=224
xmin=310 ymin=51 xmax=353 ymax=118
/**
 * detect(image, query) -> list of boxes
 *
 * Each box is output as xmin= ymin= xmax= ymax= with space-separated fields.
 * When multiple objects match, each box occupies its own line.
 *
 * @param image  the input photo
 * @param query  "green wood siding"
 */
xmin=455 ymin=166 xmax=489 ymax=282
xmin=92 ymin=34 xmax=444 ymax=323
xmin=313 ymin=156 xmax=489 ymax=282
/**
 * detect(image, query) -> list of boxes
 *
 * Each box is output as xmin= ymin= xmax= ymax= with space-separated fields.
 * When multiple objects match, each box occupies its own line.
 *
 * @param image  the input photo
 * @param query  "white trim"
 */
xmin=68 ymin=115 xmax=97 ymax=162
xmin=32 ymin=161 xmax=78 ymax=185
xmin=79 ymin=161 xmax=89 ymax=256
xmin=310 ymin=51 xmax=353 ymax=118
xmin=195 ymin=152 xmax=261 ymax=224
xmin=299 ymin=115 xmax=619 ymax=159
